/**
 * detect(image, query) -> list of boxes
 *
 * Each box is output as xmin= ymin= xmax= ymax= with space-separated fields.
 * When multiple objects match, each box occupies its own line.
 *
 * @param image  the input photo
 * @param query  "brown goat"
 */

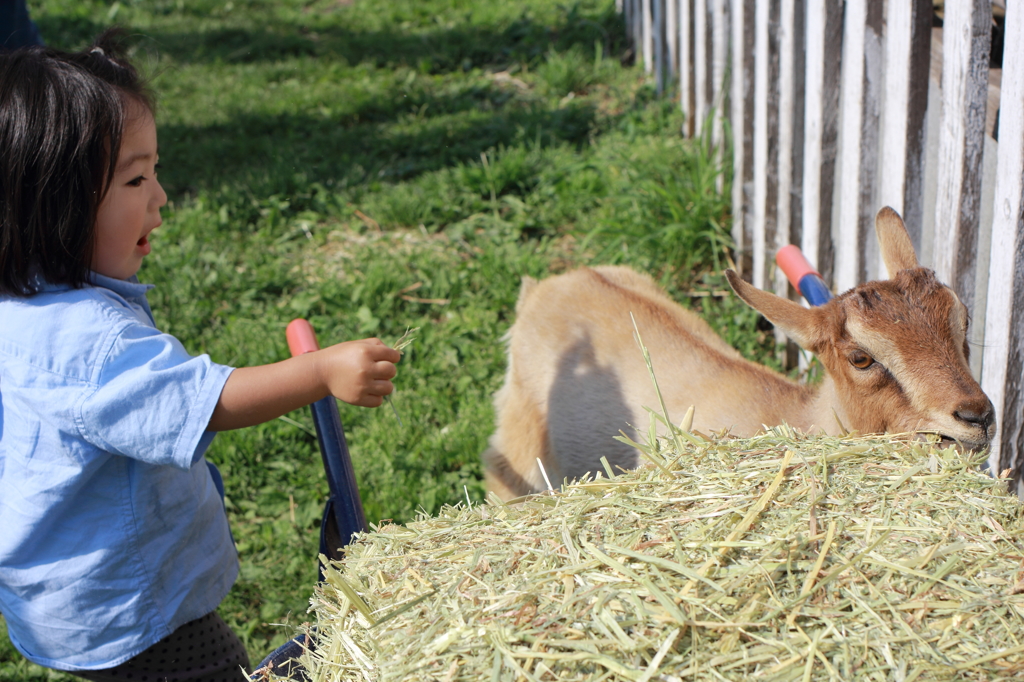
xmin=483 ymin=207 xmax=995 ymax=500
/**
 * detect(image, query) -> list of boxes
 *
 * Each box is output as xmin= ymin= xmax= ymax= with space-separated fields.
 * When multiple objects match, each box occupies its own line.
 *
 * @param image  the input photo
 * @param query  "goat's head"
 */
xmin=726 ymin=207 xmax=995 ymax=451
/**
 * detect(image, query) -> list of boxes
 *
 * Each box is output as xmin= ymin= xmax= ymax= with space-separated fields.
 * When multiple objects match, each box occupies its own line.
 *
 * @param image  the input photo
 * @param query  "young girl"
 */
xmin=0 ymin=31 xmax=401 ymax=681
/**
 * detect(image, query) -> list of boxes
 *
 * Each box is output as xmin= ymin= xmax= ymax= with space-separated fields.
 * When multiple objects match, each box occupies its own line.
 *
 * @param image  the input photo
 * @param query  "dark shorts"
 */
xmin=73 ymin=612 xmax=250 ymax=682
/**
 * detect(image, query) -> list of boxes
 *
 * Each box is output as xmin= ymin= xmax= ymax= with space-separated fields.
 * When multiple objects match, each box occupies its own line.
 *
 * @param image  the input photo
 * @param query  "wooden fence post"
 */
xmin=654 ymin=0 xmax=664 ymax=94
xmin=751 ymin=0 xmax=780 ymax=291
xmin=932 ymin=0 xmax=991 ymax=309
xmin=634 ymin=0 xmax=642 ymax=68
xmin=680 ymin=0 xmax=695 ymax=137
xmin=800 ymin=0 xmax=842 ymax=284
xmin=729 ymin=0 xmax=755 ymax=274
xmin=834 ymin=0 xmax=883 ymax=293
xmin=666 ymin=0 xmax=677 ymax=81
xmin=787 ymin=0 xmax=806 ymax=257
xmin=642 ymin=0 xmax=654 ymax=74
xmin=983 ymin=1 xmax=1024 ymax=491
xmin=877 ymin=0 xmax=931 ymax=261
xmin=773 ymin=0 xmax=798 ymax=302
xmin=711 ymin=0 xmax=728 ymax=162
xmin=695 ymin=0 xmax=707 ymax=125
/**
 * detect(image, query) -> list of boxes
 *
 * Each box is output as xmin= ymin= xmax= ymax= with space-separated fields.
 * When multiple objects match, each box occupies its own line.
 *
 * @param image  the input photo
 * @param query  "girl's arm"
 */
xmin=208 ymin=338 xmax=401 ymax=432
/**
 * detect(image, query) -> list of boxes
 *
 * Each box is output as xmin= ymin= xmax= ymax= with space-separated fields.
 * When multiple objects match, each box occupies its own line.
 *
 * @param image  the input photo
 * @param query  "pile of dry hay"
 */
xmin=289 ymin=427 xmax=1024 ymax=681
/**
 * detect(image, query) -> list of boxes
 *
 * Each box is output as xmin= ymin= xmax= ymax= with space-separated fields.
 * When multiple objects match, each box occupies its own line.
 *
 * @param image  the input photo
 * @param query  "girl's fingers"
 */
xmin=372 ymin=360 xmax=398 ymax=380
xmin=358 ymin=395 xmax=385 ymax=408
xmin=360 ymin=338 xmax=402 ymax=362
xmin=369 ymin=379 xmax=395 ymax=396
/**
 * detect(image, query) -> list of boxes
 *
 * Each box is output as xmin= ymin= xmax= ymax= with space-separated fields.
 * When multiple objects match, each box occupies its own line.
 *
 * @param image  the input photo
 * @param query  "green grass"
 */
xmin=1 ymin=0 xmax=783 ymax=677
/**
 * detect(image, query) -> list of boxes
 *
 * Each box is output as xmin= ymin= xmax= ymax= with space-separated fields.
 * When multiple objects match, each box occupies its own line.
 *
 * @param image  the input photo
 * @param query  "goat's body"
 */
xmin=485 ymin=209 xmax=995 ymax=501
xmin=484 ymin=266 xmax=828 ymax=499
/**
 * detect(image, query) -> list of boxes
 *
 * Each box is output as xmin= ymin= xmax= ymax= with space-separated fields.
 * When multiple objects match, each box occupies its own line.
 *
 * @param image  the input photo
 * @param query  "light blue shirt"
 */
xmin=0 ymin=273 xmax=237 ymax=671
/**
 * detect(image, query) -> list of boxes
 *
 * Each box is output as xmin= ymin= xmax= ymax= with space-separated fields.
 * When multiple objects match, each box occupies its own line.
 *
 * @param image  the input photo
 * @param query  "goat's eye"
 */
xmin=849 ymin=352 xmax=874 ymax=369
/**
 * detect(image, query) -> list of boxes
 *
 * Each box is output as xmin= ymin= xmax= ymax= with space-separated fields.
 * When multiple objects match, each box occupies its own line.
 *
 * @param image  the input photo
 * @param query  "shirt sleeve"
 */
xmin=77 ymin=322 xmax=234 ymax=470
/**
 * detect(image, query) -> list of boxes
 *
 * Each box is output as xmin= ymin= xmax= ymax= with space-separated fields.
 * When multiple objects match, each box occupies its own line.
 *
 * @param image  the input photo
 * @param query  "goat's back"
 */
xmin=483 ymin=266 xmax=804 ymax=498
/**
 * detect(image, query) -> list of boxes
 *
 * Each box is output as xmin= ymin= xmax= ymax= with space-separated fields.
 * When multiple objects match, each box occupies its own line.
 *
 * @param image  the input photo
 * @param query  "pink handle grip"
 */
xmin=775 ymin=244 xmax=820 ymax=291
xmin=286 ymin=319 xmax=321 ymax=357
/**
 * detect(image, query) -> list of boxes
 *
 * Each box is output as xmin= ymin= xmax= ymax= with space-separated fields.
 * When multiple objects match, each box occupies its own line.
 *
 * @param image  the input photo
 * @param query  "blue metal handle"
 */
xmin=285 ymin=319 xmax=368 ymax=564
xmin=797 ymin=272 xmax=833 ymax=307
xmin=310 ymin=395 xmax=367 ymax=549
xmin=776 ymin=244 xmax=833 ymax=307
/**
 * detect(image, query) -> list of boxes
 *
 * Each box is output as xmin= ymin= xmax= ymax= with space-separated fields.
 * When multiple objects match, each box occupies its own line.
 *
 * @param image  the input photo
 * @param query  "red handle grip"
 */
xmin=775 ymin=244 xmax=820 ymax=291
xmin=286 ymin=319 xmax=321 ymax=357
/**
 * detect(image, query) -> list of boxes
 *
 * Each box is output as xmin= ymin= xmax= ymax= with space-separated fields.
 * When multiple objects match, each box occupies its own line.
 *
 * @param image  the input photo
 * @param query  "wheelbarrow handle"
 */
xmin=286 ymin=320 xmax=368 ymax=559
xmin=250 ymin=320 xmax=365 ymax=681
xmin=286 ymin=318 xmax=321 ymax=356
xmin=776 ymin=245 xmax=833 ymax=307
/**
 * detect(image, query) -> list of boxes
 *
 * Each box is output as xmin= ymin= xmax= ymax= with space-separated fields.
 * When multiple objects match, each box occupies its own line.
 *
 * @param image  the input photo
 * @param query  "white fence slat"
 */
xmin=983 ymin=1 xmax=1024 ymax=487
xmin=654 ymin=0 xmax=665 ymax=93
xmin=621 ymin=0 xmax=627 ymax=55
xmin=730 ymin=0 xmax=755 ymax=272
xmin=751 ymin=0 xmax=772 ymax=289
xmin=729 ymin=0 xmax=744 ymax=249
xmin=800 ymin=0 xmax=825 ymax=272
xmin=834 ymin=0 xmax=867 ymax=292
xmin=631 ymin=0 xmax=644 ymax=66
xmin=877 ymin=0 xmax=908 ymax=219
xmin=642 ymin=0 xmax=654 ymax=73
xmin=711 ymin=0 xmax=728 ymax=156
xmin=860 ymin=2 xmax=883 ymax=281
xmin=695 ymin=0 xmax=708 ymax=125
xmin=876 ymin=0 xmax=931 ymax=282
xmin=787 ymin=0 xmax=805 ymax=254
xmin=774 ymin=0 xmax=796 ymax=299
xmin=902 ymin=0 xmax=931 ymax=249
xmin=834 ymin=0 xmax=882 ymax=292
xmin=878 ymin=0 xmax=930 ymax=258
xmin=760 ymin=0 xmax=783 ymax=293
xmin=819 ymin=0 xmax=842 ymax=286
xmin=931 ymin=0 xmax=991 ymax=309
xmin=666 ymin=0 xmax=677 ymax=80
xmin=703 ymin=1 xmax=714 ymax=121
xmin=680 ymin=0 xmax=694 ymax=136
xmin=622 ymin=0 xmax=630 ymax=59
xmin=786 ymin=0 xmax=807 ymax=370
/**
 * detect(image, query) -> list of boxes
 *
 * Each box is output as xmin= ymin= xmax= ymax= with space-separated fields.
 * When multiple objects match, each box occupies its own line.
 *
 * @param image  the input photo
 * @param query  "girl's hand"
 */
xmin=315 ymin=338 xmax=401 ymax=407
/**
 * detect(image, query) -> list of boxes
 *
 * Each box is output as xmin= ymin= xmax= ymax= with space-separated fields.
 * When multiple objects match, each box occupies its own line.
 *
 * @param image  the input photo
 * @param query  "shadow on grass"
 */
xmin=35 ymin=4 xmax=627 ymax=201
xmin=36 ymin=5 xmax=625 ymax=73
xmin=157 ymin=99 xmax=599 ymax=198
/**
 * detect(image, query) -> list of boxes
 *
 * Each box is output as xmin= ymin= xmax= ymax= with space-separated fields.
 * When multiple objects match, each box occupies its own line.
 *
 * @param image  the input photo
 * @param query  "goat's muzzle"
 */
xmin=932 ymin=395 xmax=996 ymax=453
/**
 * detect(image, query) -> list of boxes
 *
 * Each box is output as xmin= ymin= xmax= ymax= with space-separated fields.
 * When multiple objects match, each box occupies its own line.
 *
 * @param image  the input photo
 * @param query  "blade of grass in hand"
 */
xmin=385 ymin=327 xmax=420 ymax=425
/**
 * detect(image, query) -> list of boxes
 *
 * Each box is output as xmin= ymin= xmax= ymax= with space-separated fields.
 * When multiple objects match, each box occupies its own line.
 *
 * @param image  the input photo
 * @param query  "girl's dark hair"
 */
xmin=0 ymin=28 xmax=155 ymax=296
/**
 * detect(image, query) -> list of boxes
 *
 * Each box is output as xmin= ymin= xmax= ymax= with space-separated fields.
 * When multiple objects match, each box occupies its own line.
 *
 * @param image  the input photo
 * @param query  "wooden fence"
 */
xmin=618 ymin=0 xmax=1024 ymax=492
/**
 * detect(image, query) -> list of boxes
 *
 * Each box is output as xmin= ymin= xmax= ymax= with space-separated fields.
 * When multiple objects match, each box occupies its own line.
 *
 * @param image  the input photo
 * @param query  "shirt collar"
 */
xmin=88 ymin=273 xmax=157 ymax=326
xmin=26 ymin=268 xmax=156 ymax=324
xmin=88 ymin=272 xmax=155 ymax=304
xmin=28 ymin=267 xmax=154 ymax=298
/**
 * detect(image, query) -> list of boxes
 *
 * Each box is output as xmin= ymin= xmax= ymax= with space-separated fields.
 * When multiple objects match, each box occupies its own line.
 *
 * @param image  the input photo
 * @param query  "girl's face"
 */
xmin=91 ymin=105 xmax=167 ymax=280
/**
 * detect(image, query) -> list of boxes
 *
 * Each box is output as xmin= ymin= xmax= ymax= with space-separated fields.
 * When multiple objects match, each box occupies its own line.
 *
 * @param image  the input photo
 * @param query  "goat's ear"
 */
xmin=876 ymin=206 xmax=919 ymax=276
xmin=726 ymin=270 xmax=822 ymax=350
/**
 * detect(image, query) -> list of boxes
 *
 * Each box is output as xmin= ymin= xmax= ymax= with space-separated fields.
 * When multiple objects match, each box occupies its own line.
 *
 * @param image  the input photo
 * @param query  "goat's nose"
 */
xmin=954 ymin=398 xmax=995 ymax=431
